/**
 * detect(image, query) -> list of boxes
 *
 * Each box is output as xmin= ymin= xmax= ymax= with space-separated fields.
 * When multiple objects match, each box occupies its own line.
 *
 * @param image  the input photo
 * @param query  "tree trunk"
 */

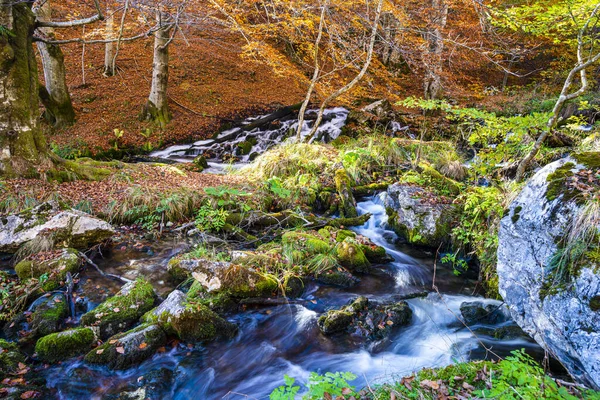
xmin=141 ymin=12 xmax=172 ymax=127
xmin=0 ymin=2 xmax=53 ymax=177
xmin=103 ymin=2 xmax=115 ymax=76
xmin=380 ymin=12 xmax=400 ymax=66
xmin=423 ymin=0 xmax=448 ymax=100
xmin=34 ymin=0 xmax=76 ymax=127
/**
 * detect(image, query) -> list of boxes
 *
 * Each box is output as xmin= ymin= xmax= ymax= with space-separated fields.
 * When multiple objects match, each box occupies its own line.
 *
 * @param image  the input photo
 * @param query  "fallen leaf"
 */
xmin=113 ymin=307 xmax=120 ymax=312
xmin=462 ymin=382 xmax=475 ymax=391
xmin=96 ymin=349 xmax=104 ymax=354
xmin=420 ymin=379 xmax=440 ymax=390
xmin=20 ymin=391 xmax=39 ymax=399
xmin=139 ymin=342 xmax=148 ymax=349
xmin=116 ymin=347 xmax=125 ymax=354
xmin=109 ymin=340 xmax=118 ymax=344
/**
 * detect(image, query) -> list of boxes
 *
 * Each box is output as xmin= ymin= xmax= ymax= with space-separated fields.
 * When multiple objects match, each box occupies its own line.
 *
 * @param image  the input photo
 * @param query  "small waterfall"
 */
xmin=150 ymin=108 xmax=349 ymax=166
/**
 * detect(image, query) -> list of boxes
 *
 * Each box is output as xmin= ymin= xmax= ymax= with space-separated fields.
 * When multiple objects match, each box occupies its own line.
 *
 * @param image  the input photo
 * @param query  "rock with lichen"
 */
xmin=84 ymin=324 xmax=167 ymax=370
xmin=141 ymin=290 xmax=237 ymax=342
xmin=14 ymin=248 xmax=81 ymax=291
xmin=80 ymin=278 xmax=156 ymax=339
xmin=318 ymin=296 xmax=412 ymax=340
xmin=35 ymin=327 xmax=96 ymax=363
xmin=0 ymin=201 xmax=114 ymax=253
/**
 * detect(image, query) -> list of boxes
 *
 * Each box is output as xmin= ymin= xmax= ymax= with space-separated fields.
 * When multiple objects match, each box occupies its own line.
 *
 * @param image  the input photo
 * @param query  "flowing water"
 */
xmin=150 ymin=108 xmax=350 ymax=173
xmin=41 ymin=195 xmax=543 ymax=399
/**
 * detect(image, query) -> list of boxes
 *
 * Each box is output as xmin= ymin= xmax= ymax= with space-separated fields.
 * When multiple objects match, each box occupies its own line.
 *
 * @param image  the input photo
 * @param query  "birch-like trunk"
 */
xmin=103 ymin=2 xmax=115 ymax=76
xmin=305 ymin=0 xmax=383 ymax=141
xmin=141 ymin=12 xmax=172 ymax=126
xmin=0 ymin=2 xmax=53 ymax=177
xmin=35 ymin=0 xmax=76 ymax=127
xmin=423 ymin=0 xmax=448 ymax=100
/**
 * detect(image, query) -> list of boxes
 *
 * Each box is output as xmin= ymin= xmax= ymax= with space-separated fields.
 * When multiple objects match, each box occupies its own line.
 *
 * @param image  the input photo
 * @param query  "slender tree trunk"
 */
xmin=0 ymin=2 xmax=53 ymax=177
xmin=296 ymin=1 xmax=327 ymax=141
xmin=423 ymin=0 xmax=448 ymax=100
xmin=380 ymin=12 xmax=400 ymax=65
xmin=103 ymin=2 xmax=115 ymax=76
xmin=34 ymin=0 xmax=76 ymax=127
xmin=141 ymin=12 xmax=172 ymax=127
xmin=305 ymin=0 xmax=384 ymax=142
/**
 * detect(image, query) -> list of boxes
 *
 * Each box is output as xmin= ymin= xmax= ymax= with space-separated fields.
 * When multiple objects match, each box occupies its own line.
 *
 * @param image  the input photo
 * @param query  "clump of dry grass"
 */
xmin=434 ymin=149 xmax=468 ymax=181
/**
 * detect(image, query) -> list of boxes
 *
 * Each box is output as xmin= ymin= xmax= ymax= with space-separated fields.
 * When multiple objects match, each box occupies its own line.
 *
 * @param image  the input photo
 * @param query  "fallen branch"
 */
xmin=79 ymin=251 xmax=132 ymax=284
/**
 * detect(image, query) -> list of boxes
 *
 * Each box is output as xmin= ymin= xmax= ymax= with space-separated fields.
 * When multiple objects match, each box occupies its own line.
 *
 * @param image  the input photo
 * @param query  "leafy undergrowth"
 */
xmin=269 ymin=351 xmax=600 ymax=400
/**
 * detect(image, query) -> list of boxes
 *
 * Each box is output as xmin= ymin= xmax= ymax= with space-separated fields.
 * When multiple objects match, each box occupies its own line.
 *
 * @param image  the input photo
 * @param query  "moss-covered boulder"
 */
xmin=235 ymin=140 xmax=254 ymax=156
xmin=0 ymin=201 xmax=114 ymax=253
xmin=35 ymin=327 xmax=96 ymax=363
xmin=192 ymin=155 xmax=209 ymax=172
xmin=384 ymin=183 xmax=455 ymax=248
xmin=318 ymin=297 xmax=412 ymax=340
xmin=0 ymin=339 xmax=25 ymax=377
xmin=175 ymin=259 xmax=278 ymax=299
xmin=360 ymin=244 xmax=392 ymax=264
xmin=84 ymin=324 xmax=167 ymax=370
xmin=28 ymin=292 xmax=69 ymax=339
xmin=80 ymin=278 xmax=156 ymax=339
xmin=315 ymin=269 xmax=359 ymax=288
xmin=336 ymin=238 xmax=370 ymax=273
xmin=142 ymin=290 xmax=237 ymax=342
xmin=282 ymin=231 xmax=331 ymax=261
xmin=14 ymin=248 xmax=81 ymax=290
xmin=459 ymin=301 xmax=510 ymax=326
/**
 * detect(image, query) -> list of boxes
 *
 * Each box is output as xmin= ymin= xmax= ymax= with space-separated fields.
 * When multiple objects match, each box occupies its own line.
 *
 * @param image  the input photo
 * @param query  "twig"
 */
xmin=79 ymin=251 xmax=132 ymax=283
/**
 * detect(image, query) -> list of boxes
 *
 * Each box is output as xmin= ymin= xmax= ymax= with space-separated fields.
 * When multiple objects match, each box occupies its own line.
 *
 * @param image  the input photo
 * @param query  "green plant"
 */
xmin=0 ymin=25 xmax=15 ymax=38
xmin=195 ymin=205 xmax=229 ymax=232
xmin=139 ymin=128 xmax=154 ymax=152
xmin=204 ymin=186 xmax=252 ymax=211
xmin=270 ymin=372 xmax=357 ymax=400
xmin=113 ymin=129 xmax=124 ymax=150
xmin=440 ymin=252 xmax=468 ymax=276
xmin=267 ymin=177 xmax=292 ymax=199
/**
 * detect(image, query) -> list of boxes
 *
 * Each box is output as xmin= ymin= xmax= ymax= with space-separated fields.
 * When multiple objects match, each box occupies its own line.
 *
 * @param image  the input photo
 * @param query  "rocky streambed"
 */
xmin=0 ymin=195 xmax=544 ymax=399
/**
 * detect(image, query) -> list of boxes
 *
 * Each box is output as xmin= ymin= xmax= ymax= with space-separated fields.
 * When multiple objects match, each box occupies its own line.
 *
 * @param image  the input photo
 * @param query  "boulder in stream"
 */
xmin=14 ymin=248 xmax=81 ymax=290
xmin=80 ymin=278 xmax=157 ymax=339
xmin=84 ymin=324 xmax=167 ymax=370
xmin=384 ymin=183 xmax=454 ymax=247
xmin=497 ymin=153 xmax=600 ymax=389
xmin=0 ymin=201 xmax=114 ymax=253
xmin=35 ymin=327 xmax=96 ymax=363
xmin=142 ymin=290 xmax=237 ymax=342
xmin=318 ymin=296 xmax=412 ymax=340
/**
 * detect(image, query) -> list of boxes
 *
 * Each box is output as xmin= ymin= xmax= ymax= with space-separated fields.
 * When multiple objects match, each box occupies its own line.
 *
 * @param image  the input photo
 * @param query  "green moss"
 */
xmin=236 ymin=141 xmax=254 ymax=155
xmin=546 ymin=162 xmax=576 ymax=202
xmin=155 ymin=302 xmax=237 ymax=342
xmin=361 ymin=244 xmax=389 ymax=263
xmin=336 ymin=238 xmax=370 ymax=273
xmin=334 ymin=169 xmax=358 ymax=218
xmin=185 ymin=282 xmax=237 ymax=313
xmin=573 ymin=152 xmax=600 ymax=169
xmin=317 ymin=310 xmax=354 ymax=334
xmin=193 ymin=155 xmax=208 ymax=171
xmin=80 ymin=278 xmax=156 ymax=339
xmin=420 ymin=164 xmax=462 ymax=195
xmin=511 ymin=205 xmax=522 ymax=224
xmin=166 ymin=258 xmax=188 ymax=282
xmin=29 ymin=293 xmax=68 ymax=338
xmin=282 ymin=231 xmax=331 ymax=261
xmin=0 ymin=339 xmax=25 ymax=376
xmin=335 ymin=230 xmax=356 ymax=243
xmin=14 ymin=249 xmax=81 ymax=291
xmin=34 ymin=328 xmax=95 ymax=363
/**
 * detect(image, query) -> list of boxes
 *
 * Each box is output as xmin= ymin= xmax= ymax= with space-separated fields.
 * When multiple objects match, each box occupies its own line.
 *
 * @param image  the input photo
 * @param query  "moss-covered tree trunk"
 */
xmin=35 ymin=0 xmax=76 ymax=127
xmin=141 ymin=11 xmax=171 ymax=127
xmin=0 ymin=2 xmax=53 ymax=177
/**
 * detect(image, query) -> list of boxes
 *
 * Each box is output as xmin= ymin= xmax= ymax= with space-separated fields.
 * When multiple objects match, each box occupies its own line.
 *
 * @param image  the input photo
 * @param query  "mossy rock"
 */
xmin=142 ymin=290 xmax=237 ymax=342
xmin=14 ymin=248 xmax=81 ymax=290
xmin=0 ymin=339 xmax=25 ymax=377
xmin=315 ymin=269 xmax=359 ymax=288
xmin=28 ymin=292 xmax=69 ymax=339
xmin=419 ymin=164 xmax=462 ymax=195
xmin=166 ymin=257 xmax=188 ymax=282
xmin=84 ymin=324 xmax=167 ymax=370
xmin=335 ymin=230 xmax=356 ymax=243
xmin=236 ymin=141 xmax=254 ymax=156
xmin=185 ymin=281 xmax=238 ymax=313
xmin=183 ymin=260 xmax=279 ymax=299
xmin=80 ymin=278 xmax=157 ymax=339
xmin=336 ymin=238 xmax=370 ymax=273
xmin=282 ymin=231 xmax=331 ymax=262
xmin=317 ymin=310 xmax=354 ymax=335
xmin=360 ymin=244 xmax=391 ymax=264
xmin=192 ymin=155 xmax=209 ymax=172
xmin=35 ymin=327 xmax=96 ymax=363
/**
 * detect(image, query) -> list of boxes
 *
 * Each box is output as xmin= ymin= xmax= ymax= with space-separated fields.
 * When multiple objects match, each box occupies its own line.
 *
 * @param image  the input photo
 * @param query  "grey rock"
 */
xmin=0 ymin=201 xmax=114 ymax=253
xmin=383 ymin=184 xmax=453 ymax=247
xmin=498 ymin=156 xmax=600 ymax=389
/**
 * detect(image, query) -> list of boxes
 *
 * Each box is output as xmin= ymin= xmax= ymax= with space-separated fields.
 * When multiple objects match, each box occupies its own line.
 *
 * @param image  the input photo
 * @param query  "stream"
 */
xmin=41 ymin=195 xmax=544 ymax=399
